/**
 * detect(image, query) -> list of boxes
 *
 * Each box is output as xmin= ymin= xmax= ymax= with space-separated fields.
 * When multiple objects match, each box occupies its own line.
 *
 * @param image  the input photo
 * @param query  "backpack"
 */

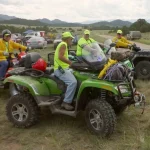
xmin=104 ymin=63 xmax=129 ymax=81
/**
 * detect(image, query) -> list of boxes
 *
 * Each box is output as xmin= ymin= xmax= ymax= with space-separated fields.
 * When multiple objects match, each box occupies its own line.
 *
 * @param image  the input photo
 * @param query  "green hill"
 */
xmin=0 ymin=18 xmax=48 ymax=26
xmin=91 ymin=19 xmax=132 ymax=27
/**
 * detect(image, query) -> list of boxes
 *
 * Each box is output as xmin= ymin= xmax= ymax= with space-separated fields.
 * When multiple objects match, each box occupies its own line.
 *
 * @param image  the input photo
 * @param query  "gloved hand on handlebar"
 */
xmin=133 ymin=43 xmax=136 ymax=46
xmin=3 ymin=52 xmax=9 ymax=56
xmin=128 ymin=44 xmax=132 ymax=47
xmin=128 ymin=43 xmax=137 ymax=50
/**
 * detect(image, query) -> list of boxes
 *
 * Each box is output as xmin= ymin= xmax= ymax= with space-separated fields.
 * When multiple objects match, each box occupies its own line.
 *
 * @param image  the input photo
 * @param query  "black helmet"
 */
xmin=2 ymin=29 xmax=11 ymax=37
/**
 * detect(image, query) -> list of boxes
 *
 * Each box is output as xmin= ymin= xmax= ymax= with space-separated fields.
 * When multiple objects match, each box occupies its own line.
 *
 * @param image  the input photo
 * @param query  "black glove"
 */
xmin=133 ymin=43 xmax=136 ymax=47
xmin=128 ymin=44 xmax=132 ymax=49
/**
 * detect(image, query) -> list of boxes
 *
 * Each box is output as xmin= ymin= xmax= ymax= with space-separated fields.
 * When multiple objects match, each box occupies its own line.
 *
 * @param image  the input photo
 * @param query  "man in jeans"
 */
xmin=0 ymin=29 xmax=27 ymax=86
xmin=54 ymin=32 xmax=77 ymax=111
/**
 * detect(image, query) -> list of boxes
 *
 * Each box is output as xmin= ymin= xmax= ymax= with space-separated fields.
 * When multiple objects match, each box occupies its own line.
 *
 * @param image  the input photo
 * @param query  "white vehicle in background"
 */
xmin=126 ymin=31 xmax=142 ymax=40
xmin=24 ymin=31 xmax=46 ymax=46
xmin=25 ymin=31 xmax=41 ymax=38
xmin=53 ymin=34 xmax=62 ymax=50
xmin=25 ymin=31 xmax=45 ymax=38
xmin=26 ymin=36 xmax=47 ymax=49
xmin=11 ymin=34 xmax=22 ymax=44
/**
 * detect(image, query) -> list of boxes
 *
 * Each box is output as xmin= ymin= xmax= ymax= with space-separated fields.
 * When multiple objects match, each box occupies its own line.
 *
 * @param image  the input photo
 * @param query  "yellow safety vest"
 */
xmin=54 ymin=41 xmax=69 ymax=70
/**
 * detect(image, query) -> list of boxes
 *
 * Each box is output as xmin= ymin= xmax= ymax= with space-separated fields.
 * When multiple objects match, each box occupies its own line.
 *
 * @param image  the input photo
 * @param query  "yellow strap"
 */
xmin=5 ymin=42 xmax=9 ymax=52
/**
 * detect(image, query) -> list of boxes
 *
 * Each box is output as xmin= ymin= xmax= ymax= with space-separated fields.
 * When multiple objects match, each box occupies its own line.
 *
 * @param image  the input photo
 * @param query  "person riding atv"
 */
xmin=0 ymin=29 xmax=28 ymax=86
xmin=76 ymin=30 xmax=96 ymax=56
xmin=54 ymin=32 xmax=77 ymax=111
xmin=113 ymin=30 xmax=133 ymax=48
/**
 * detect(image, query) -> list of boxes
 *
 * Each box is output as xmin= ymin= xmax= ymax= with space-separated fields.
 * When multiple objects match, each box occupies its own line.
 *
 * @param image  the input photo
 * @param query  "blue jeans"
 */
xmin=0 ymin=60 xmax=9 ymax=79
xmin=54 ymin=68 xmax=77 ymax=104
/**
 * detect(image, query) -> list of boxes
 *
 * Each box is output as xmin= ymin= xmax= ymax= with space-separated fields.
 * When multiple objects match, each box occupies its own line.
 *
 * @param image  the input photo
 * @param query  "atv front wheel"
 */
xmin=135 ymin=61 xmax=150 ymax=79
xmin=6 ymin=93 xmax=40 ymax=128
xmin=85 ymin=99 xmax=116 ymax=137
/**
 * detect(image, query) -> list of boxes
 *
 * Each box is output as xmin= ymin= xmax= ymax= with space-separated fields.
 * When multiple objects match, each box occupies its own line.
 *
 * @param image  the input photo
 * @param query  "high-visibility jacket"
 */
xmin=76 ymin=37 xmax=95 ymax=56
xmin=54 ymin=41 xmax=69 ymax=70
xmin=113 ymin=36 xmax=132 ymax=48
xmin=0 ymin=39 xmax=27 ymax=61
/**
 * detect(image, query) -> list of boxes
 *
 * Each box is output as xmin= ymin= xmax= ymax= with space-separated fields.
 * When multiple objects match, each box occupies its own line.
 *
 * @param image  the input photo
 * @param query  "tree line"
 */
xmin=85 ymin=19 xmax=150 ymax=35
xmin=0 ymin=25 xmax=58 ymax=34
xmin=0 ymin=19 xmax=150 ymax=35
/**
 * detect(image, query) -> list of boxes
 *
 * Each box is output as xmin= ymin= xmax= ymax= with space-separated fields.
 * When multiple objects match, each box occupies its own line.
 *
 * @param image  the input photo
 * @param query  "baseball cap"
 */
xmin=5 ymin=34 xmax=11 ymax=36
xmin=62 ymin=32 xmax=74 ymax=38
xmin=84 ymin=30 xmax=90 ymax=35
xmin=117 ymin=30 xmax=123 ymax=34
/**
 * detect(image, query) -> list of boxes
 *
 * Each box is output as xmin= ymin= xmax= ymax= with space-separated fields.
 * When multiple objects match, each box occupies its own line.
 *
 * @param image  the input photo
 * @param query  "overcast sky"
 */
xmin=0 ymin=0 xmax=149 ymax=22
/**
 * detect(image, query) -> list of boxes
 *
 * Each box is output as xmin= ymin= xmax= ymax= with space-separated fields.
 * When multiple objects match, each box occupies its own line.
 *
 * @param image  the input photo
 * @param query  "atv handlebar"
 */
xmin=129 ymin=44 xmax=141 ymax=52
xmin=69 ymin=51 xmax=83 ymax=63
xmin=105 ymin=42 xmax=116 ymax=55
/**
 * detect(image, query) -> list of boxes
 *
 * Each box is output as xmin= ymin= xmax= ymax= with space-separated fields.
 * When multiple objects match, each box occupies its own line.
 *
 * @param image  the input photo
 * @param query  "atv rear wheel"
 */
xmin=6 ymin=93 xmax=40 ymax=128
xmin=85 ymin=99 xmax=116 ymax=137
xmin=135 ymin=61 xmax=150 ymax=79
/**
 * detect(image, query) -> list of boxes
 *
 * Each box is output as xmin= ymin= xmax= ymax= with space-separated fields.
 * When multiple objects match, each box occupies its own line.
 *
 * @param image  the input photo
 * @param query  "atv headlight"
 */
xmin=115 ymin=85 xmax=129 ymax=93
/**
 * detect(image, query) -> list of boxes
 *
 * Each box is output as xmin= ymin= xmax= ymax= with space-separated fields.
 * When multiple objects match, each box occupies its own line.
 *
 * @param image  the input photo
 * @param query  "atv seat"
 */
xmin=24 ymin=52 xmax=41 ymax=68
xmin=48 ymin=73 xmax=66 ymax=93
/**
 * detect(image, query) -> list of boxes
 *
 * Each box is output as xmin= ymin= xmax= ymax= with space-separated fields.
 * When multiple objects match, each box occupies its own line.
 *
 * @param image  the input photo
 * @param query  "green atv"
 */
xmin=4 ymin=43 xmax=145 ymax=137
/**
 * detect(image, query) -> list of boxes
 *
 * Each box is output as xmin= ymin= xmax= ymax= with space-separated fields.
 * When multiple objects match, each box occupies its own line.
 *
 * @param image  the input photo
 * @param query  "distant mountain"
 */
xmin=0 ymin=18 xmax=48 ymax=26
xmin=38 ymin=18 xmax=82 ymax=27
xmin=81 ymin=20 xmax=101 ymax=24
xmin=0 ymin=14 xmax=144 ymax=27
xmin=0 ymin=17 xmax=82 ymax=27
xmin=0 ymin=14 xmax=16 ymax=21
xmin=38 ymin=18 xmax=67 ymax=24
xmin=111 ymin=20 xmax=132 ymax=27
xmin=91 ymin=19 xmax=132 ymax=27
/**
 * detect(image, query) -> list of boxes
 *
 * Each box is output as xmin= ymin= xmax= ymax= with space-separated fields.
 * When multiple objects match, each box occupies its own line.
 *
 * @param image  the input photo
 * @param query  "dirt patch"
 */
xmin=1 ymin=142 xmax=21 ymax=150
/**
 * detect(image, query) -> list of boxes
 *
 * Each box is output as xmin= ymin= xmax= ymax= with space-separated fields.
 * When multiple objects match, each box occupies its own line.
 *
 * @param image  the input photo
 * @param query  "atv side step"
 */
xmin=37 ymin=96 xmax=62 ymax=106
xmin=49 ymin=105 xmax=77 ymax=117
xmin=37 ymin=96 xmax=77 ymax=117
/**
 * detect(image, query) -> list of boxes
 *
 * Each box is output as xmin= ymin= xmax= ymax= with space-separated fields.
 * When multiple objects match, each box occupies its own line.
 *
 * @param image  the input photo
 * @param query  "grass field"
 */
xmin=0 ymin=31 xmax=150 ymax=150
xmin=134 ymin=32 xmax=150 ymax=45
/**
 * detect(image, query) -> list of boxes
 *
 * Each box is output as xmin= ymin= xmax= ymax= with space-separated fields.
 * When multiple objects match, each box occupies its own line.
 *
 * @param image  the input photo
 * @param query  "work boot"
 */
xmin=61 ymin=102 xmax=74 ymax=111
